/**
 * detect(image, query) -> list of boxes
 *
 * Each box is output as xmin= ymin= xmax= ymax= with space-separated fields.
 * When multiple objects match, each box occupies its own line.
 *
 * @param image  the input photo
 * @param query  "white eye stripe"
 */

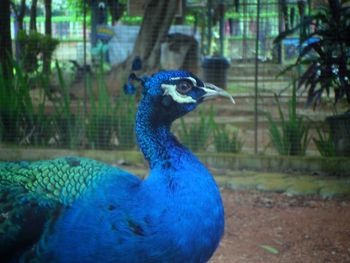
xmin=169 ymin=77 xmax=198 ymax=86
xmin=161 ymin=84 xmax=196 ymax=104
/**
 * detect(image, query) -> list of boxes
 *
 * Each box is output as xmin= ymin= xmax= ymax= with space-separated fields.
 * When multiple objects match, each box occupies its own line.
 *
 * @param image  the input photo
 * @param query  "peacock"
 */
xmin=0 ymin=70 xmax=235 ymax=262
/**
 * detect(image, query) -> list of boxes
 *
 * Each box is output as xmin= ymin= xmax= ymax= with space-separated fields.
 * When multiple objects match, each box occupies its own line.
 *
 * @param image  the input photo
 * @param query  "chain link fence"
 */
xmin=1 ymin=0 xmax=349 ymax=158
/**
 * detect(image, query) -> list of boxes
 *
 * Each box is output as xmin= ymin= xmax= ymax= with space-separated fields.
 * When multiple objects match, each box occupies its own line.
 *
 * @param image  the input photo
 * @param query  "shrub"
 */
xmin=113 ymin=95 xmax=137 ymax=150
xmin=267 ymin=82 xmax=310 ymax=155
xmin=313 ymin=127 xmax=335 ymax=157
xmin=17 ymin=30 xmax=59 ymax=74
xmin=178 ymin=107 xmax=215 ymax=152
xmin=214 ymin=125 xmax=243 ymax=153
xmin=274 ymin=0 xmax=350 ymax=107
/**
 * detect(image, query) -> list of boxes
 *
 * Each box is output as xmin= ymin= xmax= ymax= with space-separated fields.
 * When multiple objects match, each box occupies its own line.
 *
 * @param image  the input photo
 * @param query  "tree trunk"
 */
xmin=30 ymin=0 xmax=38 ymax=31
xmin=90 ymin=0 xmax=99 ymax=48
xmin=0 ymin=0 xmax=13 ymax=79
xmin=44 ymin=0 xmax=52 ymax=36
xmin=107 ymin=0 xmax=125 ymax=25
xmin=43 ymin=0 xmax=52 ymax=73
xmin=18 ymin=0 xmax=26 ymax=31
xmin=133 ymin=0 xmax=178 ymax=71
xmin=106 ymin=0 xmax=178 ymax=93
xmin=11 ymin=0 xmax=26 ymax=62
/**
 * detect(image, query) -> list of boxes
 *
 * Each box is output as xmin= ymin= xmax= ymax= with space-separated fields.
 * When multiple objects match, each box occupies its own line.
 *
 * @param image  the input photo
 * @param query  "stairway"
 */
xmin=227 ymin=63 xmax=292 ymax=92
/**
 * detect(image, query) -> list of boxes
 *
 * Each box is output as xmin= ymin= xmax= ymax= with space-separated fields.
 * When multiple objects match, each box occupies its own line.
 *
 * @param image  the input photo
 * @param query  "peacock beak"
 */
xmin=201 ymin=83 xmax=235 ymax=104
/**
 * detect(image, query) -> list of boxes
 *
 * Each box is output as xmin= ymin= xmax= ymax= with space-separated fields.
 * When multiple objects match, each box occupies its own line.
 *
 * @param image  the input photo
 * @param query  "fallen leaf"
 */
xmin=259 ymin=245 xmax=279 ymax=255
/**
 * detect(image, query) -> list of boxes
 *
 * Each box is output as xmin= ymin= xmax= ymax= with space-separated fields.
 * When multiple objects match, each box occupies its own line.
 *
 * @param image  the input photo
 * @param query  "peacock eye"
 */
xmin=176 ymin=81 xmax=193 ymax=95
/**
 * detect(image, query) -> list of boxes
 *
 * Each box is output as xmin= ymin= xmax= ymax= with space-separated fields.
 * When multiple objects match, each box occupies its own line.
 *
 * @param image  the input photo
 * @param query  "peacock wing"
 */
xmin=0 ymin=181 xmax=60 ymax=262
xmin=0 ymin=156 xmax=127 ymax=261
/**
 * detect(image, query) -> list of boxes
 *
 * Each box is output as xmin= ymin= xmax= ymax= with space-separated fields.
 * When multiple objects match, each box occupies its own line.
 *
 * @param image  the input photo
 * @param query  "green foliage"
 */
xmin=0 ymin=57 xmax=63 ymax=145
xmin=120 ymin=15 xmax=143 ymax=25
xmin=213 ymin=125 xmax=243 ymax=153
xmin=274 ymin=0 xmax=350 ymax=106
xmin=87 ymin=53 xmax=136 ymax=150
xmin=259 ymin=245 xmax=279 ymax=255
xmin=178 ymin=107 xmax=215 ymax=152
xmin=85 ymin=59 xmax=137 ymax=150
xmin=313 ymin=127 xmax=335 ymax=157
xmin=0 ymin=61 xmax=35 ymax=143
xmin=113 ymin=95 xmax=137 ymax=150
xmin=46 ymin=62 xmax=83 ymax=148
xmin=0 ymin=59 xmax=138 ymax=149
xmin=17 ymin=30 xmax=59 ymax=74
xmin=267 ymin=82 xmax=310 ymax=155
xmin=28 ymin=75 xmax=53 ymax=145
xmin=86 ymin=62 xmax=113 ymax=149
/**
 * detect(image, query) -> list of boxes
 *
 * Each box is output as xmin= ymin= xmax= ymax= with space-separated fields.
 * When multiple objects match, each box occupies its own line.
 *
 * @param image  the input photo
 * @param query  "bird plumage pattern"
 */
xmin=0 ymin=70 xmax=234 ymax=262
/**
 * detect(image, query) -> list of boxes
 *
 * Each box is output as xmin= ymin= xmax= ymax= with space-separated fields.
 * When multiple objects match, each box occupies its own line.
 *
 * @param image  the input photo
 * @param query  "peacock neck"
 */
xmin=135 ymin=97 xmax=184 ymax=168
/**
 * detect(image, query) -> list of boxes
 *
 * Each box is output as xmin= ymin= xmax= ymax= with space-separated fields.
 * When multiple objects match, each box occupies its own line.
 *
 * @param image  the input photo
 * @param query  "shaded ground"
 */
xmin=214 ymin=171 xmax=350 ymax=198
xmin=211 ymin=189 xmax=350 ymax=263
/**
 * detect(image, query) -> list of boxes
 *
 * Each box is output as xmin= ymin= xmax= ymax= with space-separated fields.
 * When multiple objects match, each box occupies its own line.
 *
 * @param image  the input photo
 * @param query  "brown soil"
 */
xmin=211 ymin=189 xmax=350 ymax=263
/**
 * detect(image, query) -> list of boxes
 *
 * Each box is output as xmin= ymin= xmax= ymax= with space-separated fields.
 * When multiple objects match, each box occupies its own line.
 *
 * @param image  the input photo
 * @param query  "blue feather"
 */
xmin=123 ymin=73 xmax=148 ymax=95
xmin=123 ymin=83 xmax=136 ymax=95
xmin=131 ymin=56 xmax=142 ymax=71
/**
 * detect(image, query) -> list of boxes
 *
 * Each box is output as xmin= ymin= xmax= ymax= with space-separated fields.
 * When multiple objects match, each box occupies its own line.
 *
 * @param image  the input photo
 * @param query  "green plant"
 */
xmin=113 ymin=95 xmax=137 ymax=150
xmin=22 ymin=73 xmax=53 ymax=145
xmin=0 ymin=61 xmax=35 ymax=143
xmin=0 ymin=57 xmax=64 ymax=146
xmin=213 ymin=125 xmax=243 ymax=153
xmin=0 ymin=64 xmax=20 ymax=142
xmin=86 ymin=62 xmax=114 ymax=149
xmin=17 ymin=30 xmax=41 ymax=73
xmin=0 ymin=58 xmax=139 ymax=149
xmin=267 ymin=82 xmax=310 ymax=155
xmin=274 ymin=0 xmax=350 ymax=107
xmin=46 ymin=62 xmax=82 ymax=148
xmin=178 ymin=108 xmax=215 ymax=152
xmin=313 ymin=127 xmax=336 ymax=157
xmin=41 ymin=34 xmax=60 ymax=74
xmin=17 ymin=30 xmax=59 ymax=74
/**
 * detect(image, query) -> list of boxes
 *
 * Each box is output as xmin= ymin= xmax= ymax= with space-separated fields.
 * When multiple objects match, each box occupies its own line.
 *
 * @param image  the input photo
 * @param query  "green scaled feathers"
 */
xmin=0 ymin=157 xmax=116 ymax=258
xmin=0 ymin=157 xmax=115 ymax=205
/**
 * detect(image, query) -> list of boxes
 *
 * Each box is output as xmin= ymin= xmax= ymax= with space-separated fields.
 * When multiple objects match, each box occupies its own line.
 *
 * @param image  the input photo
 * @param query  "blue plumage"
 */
xmin=131 ymin=56 xmax=142 ymax=71
xmin=1 ymin=70 xmax=234 ymax=262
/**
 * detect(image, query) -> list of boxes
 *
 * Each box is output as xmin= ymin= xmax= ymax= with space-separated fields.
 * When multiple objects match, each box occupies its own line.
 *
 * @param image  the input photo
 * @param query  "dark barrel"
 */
xmin=202 ymin=56 xmax=230 ymax=89
xmin=326 ymin=111 xmax=350 ymax=156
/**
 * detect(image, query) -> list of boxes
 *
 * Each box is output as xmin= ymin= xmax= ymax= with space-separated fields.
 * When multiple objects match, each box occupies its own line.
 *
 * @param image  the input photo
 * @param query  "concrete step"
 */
xmin=227 ymin=76 xmax=290 ymax=82
xmin=228 ymin=63 xmax=292 ymax=76
xmin=228 ymin=81 xmax=291 ymax=90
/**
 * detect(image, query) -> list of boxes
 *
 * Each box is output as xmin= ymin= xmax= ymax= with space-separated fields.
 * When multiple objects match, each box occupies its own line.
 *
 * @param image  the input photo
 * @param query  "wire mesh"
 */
xmin=0 ymin=0 xmax=348 ymax=158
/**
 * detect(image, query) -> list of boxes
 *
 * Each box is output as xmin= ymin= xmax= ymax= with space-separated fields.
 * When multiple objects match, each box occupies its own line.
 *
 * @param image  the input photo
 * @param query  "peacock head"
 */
xmin=125 ymin=70 xmax=235 ymax=123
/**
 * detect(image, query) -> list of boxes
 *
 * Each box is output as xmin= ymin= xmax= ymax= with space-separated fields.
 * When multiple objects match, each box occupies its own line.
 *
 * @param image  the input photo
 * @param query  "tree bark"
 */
xmin=0 ymin=0 xmax=13 ymax=79
xmin=18 ymin=0 xmax=26 ymax=31
xmin=44 ymin=0 xmax=52 ymax=36
xmin=132 ymin=0 xmax=178 ymax=71
xmin=107 ymin=0 xmax=125 ymax=25
xmin=43 ymin=0 xmax=53 ymax=74
xmin=30 ymin=0 xmax=38 ymax=31
xmin=106 ymin=0 xmax=178 ymax=93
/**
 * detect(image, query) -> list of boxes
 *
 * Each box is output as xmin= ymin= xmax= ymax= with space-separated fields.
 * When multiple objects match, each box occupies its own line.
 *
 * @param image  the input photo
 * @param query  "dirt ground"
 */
xmin=210 ymin=189 xmax=350 ymax=263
